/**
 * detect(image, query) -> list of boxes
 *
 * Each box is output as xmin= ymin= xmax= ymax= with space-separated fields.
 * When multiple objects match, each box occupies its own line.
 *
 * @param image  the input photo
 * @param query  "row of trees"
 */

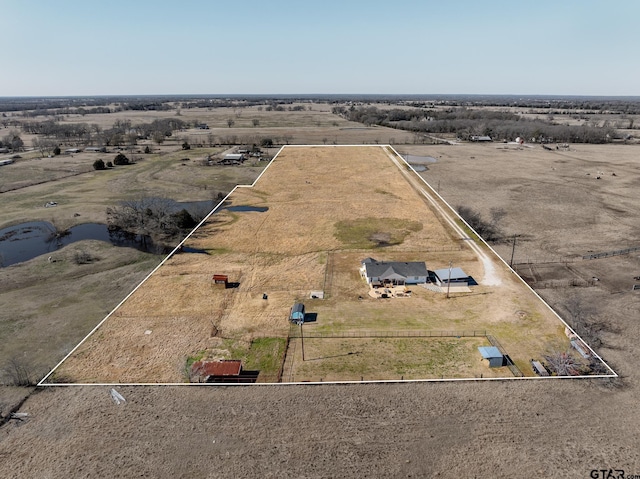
xmin=333 ymin=105 xmax=617 ymax=143
xmin=20 ymin=118 xmax=188 ymax=147
xmin=106 ymin=197 xmax=211 ymax=244
xmin=0 ymin=130 xmax=24 ymax=151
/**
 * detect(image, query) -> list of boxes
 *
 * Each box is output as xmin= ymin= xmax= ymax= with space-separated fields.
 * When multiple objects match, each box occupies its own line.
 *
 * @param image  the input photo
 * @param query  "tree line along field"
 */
xmin=47 ymin=145 xmax=596 ymax=384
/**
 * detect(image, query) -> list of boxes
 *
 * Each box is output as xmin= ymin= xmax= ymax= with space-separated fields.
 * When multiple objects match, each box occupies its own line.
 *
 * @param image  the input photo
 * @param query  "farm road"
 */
xmin=385 ymin=147 xmax=501 ymax=286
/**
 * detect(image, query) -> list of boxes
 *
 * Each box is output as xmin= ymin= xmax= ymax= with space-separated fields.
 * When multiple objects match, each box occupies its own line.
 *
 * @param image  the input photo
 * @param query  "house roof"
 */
xmin=364 ymin=261 xmax=428 ymax=280
xmin=361 ymin=257 xmax=378 ymax=264
xmin=433 ymin=267 xmax=468 ymax=281
xmin=478 ymin=346 xmax=502 ymax=359
xmin=192 ymin=360 xmax=242 ymax=377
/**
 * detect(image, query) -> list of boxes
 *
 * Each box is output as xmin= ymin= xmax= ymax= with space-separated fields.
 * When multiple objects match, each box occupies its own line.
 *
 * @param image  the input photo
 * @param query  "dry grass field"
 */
xmin=1 ymin=140 xmax=640 ymax=478
xmin=49 ymin=146 xmax=587 ymax=384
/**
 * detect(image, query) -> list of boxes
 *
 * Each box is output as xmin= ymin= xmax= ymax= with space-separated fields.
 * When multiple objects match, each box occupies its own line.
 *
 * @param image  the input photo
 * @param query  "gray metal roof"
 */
xmin=364 ymin=261 xmax=428 ymax=279
xmin=478 ymin=346 xmax=502 ymax=359
xmin=433 ymin=267 xmax=468 ymax=281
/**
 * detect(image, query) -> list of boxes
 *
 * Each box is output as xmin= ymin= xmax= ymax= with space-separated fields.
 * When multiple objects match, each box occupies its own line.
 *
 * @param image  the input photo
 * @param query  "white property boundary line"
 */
xmin=38 ymin=144 xmax=616 ymax=387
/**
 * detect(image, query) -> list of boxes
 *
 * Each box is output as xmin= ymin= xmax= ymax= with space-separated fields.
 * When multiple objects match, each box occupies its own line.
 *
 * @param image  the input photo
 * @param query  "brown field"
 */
xmin=2 ymin=137 xmax=640 ymax=477
xmin=50 ymin=146 xmax=583 ymax=383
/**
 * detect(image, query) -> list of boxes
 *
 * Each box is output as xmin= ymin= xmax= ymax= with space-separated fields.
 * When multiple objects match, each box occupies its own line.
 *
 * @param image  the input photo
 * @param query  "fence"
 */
xmin=582 ymin=246 xmax=640 ymax=260
xmin=322 ymin=251 xmax=334 ymax=299
xmin=486 ymin=335 xmax=523 ymax=377
xmin=288 ymin=329 xmax=487 ymax=339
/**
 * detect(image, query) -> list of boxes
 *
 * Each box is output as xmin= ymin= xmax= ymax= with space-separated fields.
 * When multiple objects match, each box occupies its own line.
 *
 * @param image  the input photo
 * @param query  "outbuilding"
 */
xmin=478 ymin=346 xmax=505 ymax=368
xmin=433 ymin=267 xmax=471 ymax=287
xmin=190 ymin=359 xmax=244 ymax=383
xmin=289 ymin=303 xmax=305 ymax=323
xmin=212 ymin=274 xmax=228 ymax=288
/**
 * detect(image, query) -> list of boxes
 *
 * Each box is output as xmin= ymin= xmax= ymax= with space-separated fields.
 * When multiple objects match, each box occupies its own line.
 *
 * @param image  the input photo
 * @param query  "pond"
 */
xmin=0 ymin=221 xmax=162 ymax=268
xmin=225 ymin=205 xmax=269 ymax=212
xmin=0 ymin=200 xmax=269 ymax=268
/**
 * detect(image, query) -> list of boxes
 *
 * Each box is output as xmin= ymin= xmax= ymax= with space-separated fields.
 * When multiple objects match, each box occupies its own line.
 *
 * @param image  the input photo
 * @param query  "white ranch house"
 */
xmin=360 ymin=258 xmax=428 ymax=286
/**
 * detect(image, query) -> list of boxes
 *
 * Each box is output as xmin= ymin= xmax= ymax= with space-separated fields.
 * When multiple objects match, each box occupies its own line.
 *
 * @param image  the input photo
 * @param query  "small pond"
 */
xmin=402 ymin=155 xmax=438 ymax=165
xmin=0 ymin=221 xmax=162 ymax=268
xmin=225 ymin=205 xmax=269 ymax=212
xmin=0 ymin=200 xmax=269 ymax=267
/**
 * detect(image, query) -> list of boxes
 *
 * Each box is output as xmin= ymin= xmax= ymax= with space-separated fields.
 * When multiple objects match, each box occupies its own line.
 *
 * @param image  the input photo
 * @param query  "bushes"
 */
xmin=92 ymin=159 xmax=106 ymax=170
xmin=457 ymin=206 xmax=505 ymax=242
xmin=113 ymin=153 xmax=130 ymax=165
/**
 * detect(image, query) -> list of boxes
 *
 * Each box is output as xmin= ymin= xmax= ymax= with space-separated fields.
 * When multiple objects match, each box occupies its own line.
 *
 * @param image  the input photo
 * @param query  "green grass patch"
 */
xmin=334 ymin=217 xmax=423 ymax=249
xmin=243 ymin=337 xmax=287 ymax=376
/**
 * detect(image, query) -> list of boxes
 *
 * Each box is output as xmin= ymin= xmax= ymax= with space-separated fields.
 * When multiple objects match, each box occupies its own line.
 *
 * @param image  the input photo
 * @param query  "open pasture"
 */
xmin=51 ymin=146 xmax=582 ymax=383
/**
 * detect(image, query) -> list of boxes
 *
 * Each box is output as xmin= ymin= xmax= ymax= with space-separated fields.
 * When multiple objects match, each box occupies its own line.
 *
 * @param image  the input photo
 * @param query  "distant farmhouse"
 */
xmin=85 ymin=146 xmax=107 ymax=153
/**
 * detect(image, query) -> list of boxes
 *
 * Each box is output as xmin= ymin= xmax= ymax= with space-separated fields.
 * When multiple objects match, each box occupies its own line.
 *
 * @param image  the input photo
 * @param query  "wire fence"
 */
xmin=582 ymin=246 xmax=640 ymax=260
xmin=288 ymin=329 xmax=487 ymax=339
xmin=486 ymin=334 xmax=523 ymax=377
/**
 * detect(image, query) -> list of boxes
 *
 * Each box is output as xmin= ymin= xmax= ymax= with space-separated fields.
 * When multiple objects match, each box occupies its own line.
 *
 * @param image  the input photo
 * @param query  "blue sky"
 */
xmin=1 ymin=0 xmax=638 ymax=96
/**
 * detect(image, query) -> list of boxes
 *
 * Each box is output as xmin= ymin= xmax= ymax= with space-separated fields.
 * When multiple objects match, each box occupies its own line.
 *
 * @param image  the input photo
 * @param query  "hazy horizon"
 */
xmin=2 ymin=0 xmax=639 ymax=97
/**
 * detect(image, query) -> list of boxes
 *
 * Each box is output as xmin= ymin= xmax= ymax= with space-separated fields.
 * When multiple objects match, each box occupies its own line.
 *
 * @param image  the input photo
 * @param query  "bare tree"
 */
xmin=3 ymin=357 xmax=34 ymax=386
xmin=544 ymin=351 xmax=584 ymax=376
xmin=227 ymin=119 xmax=235 ymax=128
xmin=252 ymin=119 xmax=260 ymax=127
xmin=32 ymin=137 xmax=58 ymax=157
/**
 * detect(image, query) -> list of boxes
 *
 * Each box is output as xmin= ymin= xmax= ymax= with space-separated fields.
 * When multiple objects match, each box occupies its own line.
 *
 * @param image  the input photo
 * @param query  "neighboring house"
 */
xmin=470 ymin=135 xmax=492 ymax=142
xmin=221 ymin=153 xmax=245 ymax=164
xmin=432 ymin=267 xmax=471 ymax=287
xmin=65 ymin=148 xmax=82 ymax=154
xmin=360 ymin=258 xmax=428 ymax=286
xmin=85 ymin=146 xmax=107 ymax=153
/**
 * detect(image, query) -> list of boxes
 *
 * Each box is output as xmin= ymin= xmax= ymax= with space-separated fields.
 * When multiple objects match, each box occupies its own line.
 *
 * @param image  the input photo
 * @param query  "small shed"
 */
xmin=290 ymin=303 xmax=305 ymax=323
xmin=212 ymin=274 xmax=228 ymax=288
xmin=191 ymin=359 xmax=242 ymax=382
xmin=478 ymin=346 xmax=504 ymax=368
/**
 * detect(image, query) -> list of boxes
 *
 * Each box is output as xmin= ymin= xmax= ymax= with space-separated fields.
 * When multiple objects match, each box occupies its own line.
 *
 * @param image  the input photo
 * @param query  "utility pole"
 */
xmin=446 ymin=261 xmax=452 ymax=299
xmin=299 ymin=320 xmax=305 ymax=361
xmin=510 ymin=234 xmax=517 ymax=267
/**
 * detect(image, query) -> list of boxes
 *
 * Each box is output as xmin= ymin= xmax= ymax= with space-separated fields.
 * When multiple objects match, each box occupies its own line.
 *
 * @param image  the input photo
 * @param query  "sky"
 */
xmin=1 ymin=0 xmax=639 ymax=96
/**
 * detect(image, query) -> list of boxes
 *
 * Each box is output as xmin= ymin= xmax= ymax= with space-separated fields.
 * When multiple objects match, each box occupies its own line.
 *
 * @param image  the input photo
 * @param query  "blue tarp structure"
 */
xmin=290 ymin=303 xmax=305 ymax=323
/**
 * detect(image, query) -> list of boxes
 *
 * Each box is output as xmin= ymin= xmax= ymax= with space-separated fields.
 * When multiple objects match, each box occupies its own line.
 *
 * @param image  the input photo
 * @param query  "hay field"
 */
xmin=52 ymin=146 xmax=579 ymax=383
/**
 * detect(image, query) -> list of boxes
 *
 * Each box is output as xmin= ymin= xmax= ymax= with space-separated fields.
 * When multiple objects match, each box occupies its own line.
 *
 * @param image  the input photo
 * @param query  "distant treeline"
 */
xmin=332 ymin=106 xmax=617 ymax=143
xmin=20 ymin=118 xmax=188 ymax=146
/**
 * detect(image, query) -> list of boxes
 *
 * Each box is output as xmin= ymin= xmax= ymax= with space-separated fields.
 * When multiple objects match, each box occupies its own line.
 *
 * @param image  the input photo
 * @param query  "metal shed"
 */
xmin=478 ymin=346 xmax=504 ymax=368
xmin=289 ymin=303 xmax=305 ymax=323
xmin=433 ymin=267 xmax=470 ymax=286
